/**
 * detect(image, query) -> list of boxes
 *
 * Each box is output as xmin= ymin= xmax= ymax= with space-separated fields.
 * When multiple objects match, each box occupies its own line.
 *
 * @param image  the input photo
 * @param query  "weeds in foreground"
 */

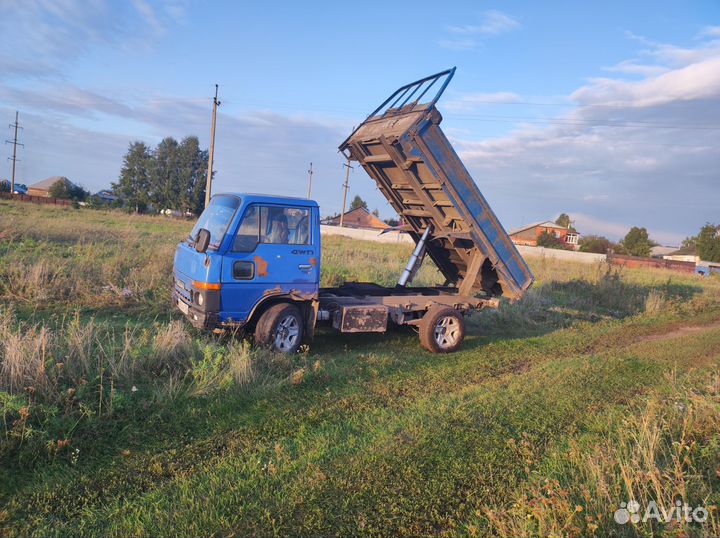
xmin=0 ymin=310 xmax=303 ymax=467
xmin=482 ymin=371 xmax=720 ymax=537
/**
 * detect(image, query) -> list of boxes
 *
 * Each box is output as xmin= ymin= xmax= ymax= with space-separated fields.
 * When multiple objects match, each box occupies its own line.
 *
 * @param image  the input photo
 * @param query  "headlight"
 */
xmin=196 ymin=292 xmax=204 ymax=306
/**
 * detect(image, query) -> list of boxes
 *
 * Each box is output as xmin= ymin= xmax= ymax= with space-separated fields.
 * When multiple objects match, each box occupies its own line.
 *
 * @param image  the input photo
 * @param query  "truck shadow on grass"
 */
xmin=314 ymin=272 xmax=705 ymax=353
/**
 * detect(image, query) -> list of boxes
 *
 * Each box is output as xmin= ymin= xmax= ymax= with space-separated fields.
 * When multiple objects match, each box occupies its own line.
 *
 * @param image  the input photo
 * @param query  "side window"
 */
xmin=232 ymin=206 xmax=260 ymax=252
xmin=260 ymin=207 xmax=310 ymax=245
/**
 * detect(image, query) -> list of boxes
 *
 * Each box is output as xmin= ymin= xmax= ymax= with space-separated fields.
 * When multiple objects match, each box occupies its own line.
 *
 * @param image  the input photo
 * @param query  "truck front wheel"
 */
xmin=419 ymin=307 xmax=466 ymax=353
xmin=255 ymin=303 xmax=304 ymax=353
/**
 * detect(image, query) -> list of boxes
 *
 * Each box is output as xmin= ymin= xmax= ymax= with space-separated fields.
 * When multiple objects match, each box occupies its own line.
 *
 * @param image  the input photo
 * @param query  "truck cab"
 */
xmin=173 ymin=193 xmax=321 ymax=351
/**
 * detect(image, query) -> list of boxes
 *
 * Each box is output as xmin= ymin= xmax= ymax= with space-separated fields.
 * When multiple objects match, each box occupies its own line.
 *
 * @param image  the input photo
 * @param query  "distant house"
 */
xmin=509 ymin=221 xmax=579 ymax=249
xmin=27 ymin=176 xmax=76 ymax=197
xmin=324 ymin=207 xmax=389 ymax=230
xmin=650 ymin=246 xmax=677 ymax=258
xmin=94 ymin=189 xmax=119 ymax=203
xmin=663 ymin=245 xmax=700 ymax=264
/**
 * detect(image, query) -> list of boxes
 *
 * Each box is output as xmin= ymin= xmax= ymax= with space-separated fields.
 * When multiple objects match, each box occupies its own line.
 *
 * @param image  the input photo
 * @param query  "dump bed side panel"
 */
xmin=404 ymin=113 xmax=533 ymax=298
xmin=340 ymin=74 xmax=533 ymax=299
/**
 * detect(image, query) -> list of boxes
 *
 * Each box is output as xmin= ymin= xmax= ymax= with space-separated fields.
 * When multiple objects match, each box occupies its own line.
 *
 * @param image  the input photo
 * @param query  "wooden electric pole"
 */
xmin=5 ymin=111 xmax=23 ymax=194
xmin=306 ymin=162 xmax=313 ymax=199
xmin=340 ymin=158 xmax=353 ymax=227
xmin=204 ymin=85 xmax=221 ymax=208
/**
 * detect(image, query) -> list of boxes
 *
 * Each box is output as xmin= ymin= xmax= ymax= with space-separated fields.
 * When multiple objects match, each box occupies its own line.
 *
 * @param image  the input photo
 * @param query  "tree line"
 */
xmin=112 ymin=136 xmax=209 ymax=215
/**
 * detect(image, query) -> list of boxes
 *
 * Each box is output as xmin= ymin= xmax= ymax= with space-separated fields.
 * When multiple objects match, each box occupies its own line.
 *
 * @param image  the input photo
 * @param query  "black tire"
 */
xmin=255 ymin=303 xmax=304 ymax=353
xmin=419 ymin=307 xmax=466 ymax=353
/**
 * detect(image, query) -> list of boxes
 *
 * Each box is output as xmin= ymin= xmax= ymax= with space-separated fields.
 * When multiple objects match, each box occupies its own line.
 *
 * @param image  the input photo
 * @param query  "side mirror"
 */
xmin=195 ymin=228 xmax=211 ymax=253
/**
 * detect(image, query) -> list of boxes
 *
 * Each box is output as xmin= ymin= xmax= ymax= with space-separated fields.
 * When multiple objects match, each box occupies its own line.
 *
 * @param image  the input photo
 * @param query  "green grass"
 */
xmin=1 ymin=201 xmax=719 ymax=537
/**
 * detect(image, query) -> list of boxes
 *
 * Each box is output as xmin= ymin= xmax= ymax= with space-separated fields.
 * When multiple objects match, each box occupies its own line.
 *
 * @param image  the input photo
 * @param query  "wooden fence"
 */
xmin=0 ymin=192 xmax=74 ymax=207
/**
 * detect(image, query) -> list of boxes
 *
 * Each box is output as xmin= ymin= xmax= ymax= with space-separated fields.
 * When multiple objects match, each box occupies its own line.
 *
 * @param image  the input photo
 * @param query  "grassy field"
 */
xmin=1 ymin=200 xmax=719 ymax=537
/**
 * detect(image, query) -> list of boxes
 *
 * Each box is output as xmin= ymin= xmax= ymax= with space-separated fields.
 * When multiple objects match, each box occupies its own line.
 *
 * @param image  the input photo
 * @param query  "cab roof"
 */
xmin=214 ymin=192 xmax=319 ymax=207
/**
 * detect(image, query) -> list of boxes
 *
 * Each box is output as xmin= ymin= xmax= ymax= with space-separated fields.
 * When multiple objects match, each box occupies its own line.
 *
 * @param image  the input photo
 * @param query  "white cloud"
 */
xmin=0 ymin=84 xmax=134 ymax=118
xmin=699 ymin=26 xmax=720 ymax=38
xmin=604 ymin=60 xmax=669 ymax=76
xmin=0 ymin=0 xmax=188 ymax=80
xmin=572 ymin=56 xmax=720 ymax=107
xmin=624 ymin=30 xmax=720 ymax=66
xmin=449 ymin=11 xmax=520 ymax=36
xmin=437 ymin=39 xmax=477 ymax=51
xmin=439 ymin=10 xmax=520 ymax=50
xmin=131 ymin=0 xmax=165 ymax=34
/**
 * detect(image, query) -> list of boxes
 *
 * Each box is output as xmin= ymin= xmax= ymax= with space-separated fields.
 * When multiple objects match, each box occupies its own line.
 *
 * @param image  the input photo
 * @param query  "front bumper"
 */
xmin=172 ymin=289 xmax=220 ymax=330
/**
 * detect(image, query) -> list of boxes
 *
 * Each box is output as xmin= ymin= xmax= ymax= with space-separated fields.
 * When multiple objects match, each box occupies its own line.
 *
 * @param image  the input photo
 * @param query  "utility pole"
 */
xmin=5 ymin=111 xmax=23 ymax=194
xmin=204 ymin=84 xmax=221 ymax=208
xmin=306 ymin=162 xmax=313 ymax=199
xmin=340 ymin=158 xmax=353 ymax=227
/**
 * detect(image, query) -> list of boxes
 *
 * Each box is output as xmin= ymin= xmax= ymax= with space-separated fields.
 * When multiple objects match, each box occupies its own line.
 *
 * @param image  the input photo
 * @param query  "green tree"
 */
xmin=112 ymin=142 xmax=151 ymax=212
xmin=681 ymin=235 xmax=697 ymax=249
xmin=579 ymin=234 xmax=611 ymax=254
xmin=555 ymin=213 xmax=574 ymax=230
xmin=0 ymin=179 xmax=10 ymax=193
xmin=537 ymin=230 xmax=569 ymax=250
xmin=48 ymin=178 xmax=87 ymax=201
xmin=696 ymin=223 xmax=720 ymax=262
xmin=176 ymin=136 xmax=209 ymax=215
xmin=349 ymin=195 xmax=368 ymax=211
xmin=149 ymin=137 xmax=181 ymax=211
xmin=621 ymin=226 xmax=656 ymax=257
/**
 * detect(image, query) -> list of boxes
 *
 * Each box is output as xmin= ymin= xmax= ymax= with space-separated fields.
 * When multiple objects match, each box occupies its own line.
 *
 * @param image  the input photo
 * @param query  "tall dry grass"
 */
xmin=0 ymin=202 xmax=185 ymax=309
xmin=483 ymin=371 xmax=720 ymax=537
xmin=0 ymin=307 xmax=305 ymax=464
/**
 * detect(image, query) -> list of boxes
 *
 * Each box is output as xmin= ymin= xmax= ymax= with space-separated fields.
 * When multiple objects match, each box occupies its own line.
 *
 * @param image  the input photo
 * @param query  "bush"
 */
xmin=537 ymin=230 xmax=570 ymax=250
xmin=620 ymin=226 xmax=655 ymax=257
xmin=696 ymin=223 xmax=720 ymax=262
xmin=579 ymin=235 xmax=611 ymax=254
xmin=48 ymin=178 xmax=88 ymax=201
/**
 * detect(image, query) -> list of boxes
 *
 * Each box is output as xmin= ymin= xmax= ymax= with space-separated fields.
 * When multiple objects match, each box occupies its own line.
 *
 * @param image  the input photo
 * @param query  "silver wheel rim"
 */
xmin=274 ymin=314 xmax=300 ymax=351
xmin=434 ymin=316 xmax=460 ymax=349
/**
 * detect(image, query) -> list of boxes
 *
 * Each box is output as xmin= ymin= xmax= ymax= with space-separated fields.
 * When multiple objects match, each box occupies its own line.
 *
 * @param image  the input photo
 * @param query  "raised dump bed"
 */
xmin=339 ymin=68 xmax=533 ymax=300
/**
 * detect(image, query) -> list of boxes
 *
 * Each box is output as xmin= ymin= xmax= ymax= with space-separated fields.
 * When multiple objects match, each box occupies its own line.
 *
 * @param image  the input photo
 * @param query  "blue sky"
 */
xmin=1 ymin=0 xmax=719 ymax=244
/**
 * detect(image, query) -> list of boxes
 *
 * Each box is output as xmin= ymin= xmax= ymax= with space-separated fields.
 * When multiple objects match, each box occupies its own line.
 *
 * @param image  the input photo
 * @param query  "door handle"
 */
xmin=298 ymin=264 xmax=313 ymax=272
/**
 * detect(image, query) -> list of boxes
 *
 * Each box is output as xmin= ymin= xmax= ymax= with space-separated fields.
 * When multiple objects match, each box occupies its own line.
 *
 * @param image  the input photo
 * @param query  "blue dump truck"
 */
xmin=173 ymin=68 xmax=533 ymax=353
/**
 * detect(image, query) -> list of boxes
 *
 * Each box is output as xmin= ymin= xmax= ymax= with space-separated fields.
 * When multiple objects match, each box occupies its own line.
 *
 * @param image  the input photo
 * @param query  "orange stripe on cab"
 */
xmin=192 ymin=281 xmax=222 ymax=290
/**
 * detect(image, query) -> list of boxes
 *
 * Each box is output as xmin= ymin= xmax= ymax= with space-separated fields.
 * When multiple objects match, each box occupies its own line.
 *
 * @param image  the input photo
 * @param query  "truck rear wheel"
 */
xmin=419 ymin=307 xmax=465 ymax=353
xmin=255 ymin=303 xmax=304 ymax=353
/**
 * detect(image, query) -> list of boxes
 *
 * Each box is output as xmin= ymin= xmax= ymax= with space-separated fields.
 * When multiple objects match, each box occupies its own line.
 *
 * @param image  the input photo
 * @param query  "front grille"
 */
xmin=175 ymin=279 xmax=192 ymax=302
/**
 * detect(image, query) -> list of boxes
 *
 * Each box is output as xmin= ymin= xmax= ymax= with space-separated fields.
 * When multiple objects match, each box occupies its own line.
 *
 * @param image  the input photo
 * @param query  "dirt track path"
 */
xmin=637 ymin=320 xmax=720 ymax=343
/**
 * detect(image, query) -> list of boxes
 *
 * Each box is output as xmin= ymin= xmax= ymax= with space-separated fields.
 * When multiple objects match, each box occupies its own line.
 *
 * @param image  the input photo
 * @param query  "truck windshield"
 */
xmin=188 ymin=195 xmax=240 ymax=250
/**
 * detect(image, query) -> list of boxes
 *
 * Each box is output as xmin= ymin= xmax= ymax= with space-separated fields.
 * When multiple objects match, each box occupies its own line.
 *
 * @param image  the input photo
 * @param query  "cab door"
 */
xmin=220 ymin=203 xmax=318 ymax=324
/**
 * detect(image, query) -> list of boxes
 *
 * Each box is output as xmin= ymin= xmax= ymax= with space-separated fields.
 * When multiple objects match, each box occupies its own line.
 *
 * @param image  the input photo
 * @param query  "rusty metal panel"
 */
xmin=336 ymin=305 xmax=388 ymax=333
xmin=339 ymin=68 xmax=534 ymax=300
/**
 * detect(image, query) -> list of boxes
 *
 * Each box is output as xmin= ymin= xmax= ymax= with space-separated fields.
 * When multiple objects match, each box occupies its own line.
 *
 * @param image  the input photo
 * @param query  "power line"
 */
xmin=444 ymin=98 xmax=709 ymax=110
xmin=444 ymin=113 xmax=720 ymax=131
xmin=5 ymin=111 xmax=23 ymax=194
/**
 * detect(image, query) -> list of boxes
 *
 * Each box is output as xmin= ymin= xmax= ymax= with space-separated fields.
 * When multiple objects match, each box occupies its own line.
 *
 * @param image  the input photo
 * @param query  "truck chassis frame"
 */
xmin=317 ymin=282 xmax=498 ymax=333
